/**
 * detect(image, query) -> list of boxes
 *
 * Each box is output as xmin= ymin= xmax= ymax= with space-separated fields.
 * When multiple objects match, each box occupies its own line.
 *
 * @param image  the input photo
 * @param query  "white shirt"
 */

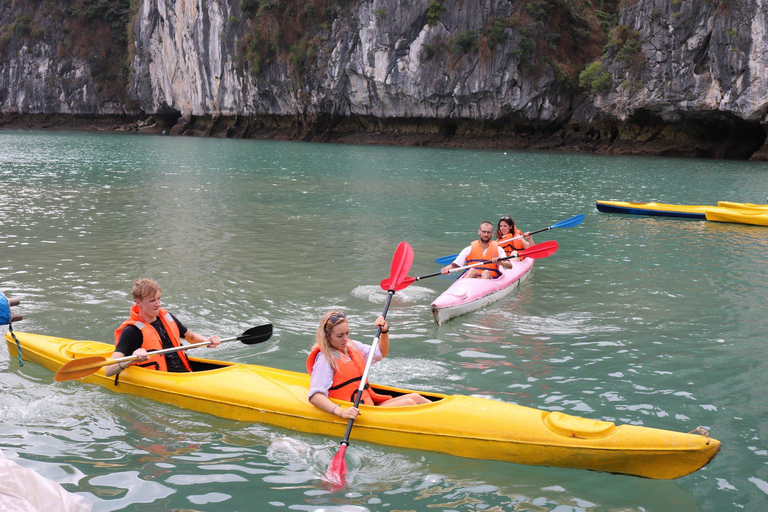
xmin=308 ymin=340 xmax=382 ymax=400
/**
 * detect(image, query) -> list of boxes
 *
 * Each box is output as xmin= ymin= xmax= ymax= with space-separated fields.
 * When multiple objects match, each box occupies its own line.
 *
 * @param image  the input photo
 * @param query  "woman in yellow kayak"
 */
xmin=496 ymin=215 xmax=533 ymax=257
xmin=307 ymin=311 xmax=430 ymax=420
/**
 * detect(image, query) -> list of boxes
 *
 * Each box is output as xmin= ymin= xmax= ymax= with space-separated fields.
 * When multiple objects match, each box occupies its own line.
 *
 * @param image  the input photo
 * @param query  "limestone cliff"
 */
xmin=1 ymin=0 xmax=767 ymax=159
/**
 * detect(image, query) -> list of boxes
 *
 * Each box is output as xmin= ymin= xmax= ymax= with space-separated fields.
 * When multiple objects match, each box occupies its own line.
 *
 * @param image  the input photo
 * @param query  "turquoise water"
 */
xmin=1 ymin=130 xmax=768 ymax=510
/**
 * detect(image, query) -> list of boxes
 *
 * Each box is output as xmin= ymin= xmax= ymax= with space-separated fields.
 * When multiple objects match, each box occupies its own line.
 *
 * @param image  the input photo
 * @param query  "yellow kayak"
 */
xmin=706 ymin=207 xmax=768 ymax=226
xmin=717 ymin=201 xmax=768 ymax=212
xmin=5 ymin=331 xmax=720 ymax=479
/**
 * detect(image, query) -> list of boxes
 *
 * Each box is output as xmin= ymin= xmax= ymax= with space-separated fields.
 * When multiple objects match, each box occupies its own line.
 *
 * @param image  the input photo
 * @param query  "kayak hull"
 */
xmin=430 ymin=258 xmax=534 ymax=325
xmin=5 ymin=332 xmax=720 ymax=479
xmin=595 ymin=200 xmax=708 ymax=219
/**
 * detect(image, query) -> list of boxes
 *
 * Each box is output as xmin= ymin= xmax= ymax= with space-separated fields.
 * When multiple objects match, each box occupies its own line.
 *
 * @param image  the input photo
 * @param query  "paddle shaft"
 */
xmin=434 ymin=234 xmax=532 ymax=266
xmin=435 ymin=214 xmax=583 ymax=265
xmin=418 ymin=253 xmax=520 ymax=280
xmin=419 ymin=241 xmax=558 ymax=281
xmin=106 ymin=333 xmax=243 ymax=368
xmin=339 ymin=289 xmax=395 ymax=447
xmin=325 ymin=242 xmax=413 ymax=489
xmin=503 ymin=214 xmax=583 ymax=243
xmin=54 ymin=324 xmax=273 ymax=382
xmin=498 ymin=226 xmax=547 ymax=245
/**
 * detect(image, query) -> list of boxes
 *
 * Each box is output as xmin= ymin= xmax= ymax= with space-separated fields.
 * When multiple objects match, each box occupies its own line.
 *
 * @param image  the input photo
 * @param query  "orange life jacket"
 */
xmin=466 ymin=240 xmax=501 ymax=278
xmin=498 ymin=228 xmax=526 ymax=258
xmin=306 ymin=342 xmax=390 ymax=405
xmin=114 ymin=305 xmax=192 ymax=372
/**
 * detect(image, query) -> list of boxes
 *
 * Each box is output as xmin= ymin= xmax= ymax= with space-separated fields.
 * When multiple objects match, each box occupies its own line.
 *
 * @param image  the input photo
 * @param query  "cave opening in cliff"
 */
xmin=628 ymin=110 xmax=766 ymax=160
xmin=698 ymin=115 xmax=766 ymax=160
xmin=153 ymin=109 xmax=183 ymax=129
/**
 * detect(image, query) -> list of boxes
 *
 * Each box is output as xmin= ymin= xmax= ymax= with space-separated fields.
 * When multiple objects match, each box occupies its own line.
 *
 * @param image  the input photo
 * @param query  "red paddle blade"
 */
xmin=380 ymin=242 xmax=414 ymax=291
xmin=324 ymin=445 xmax=347 ymax=490
xmin=518 ymin=240 xmax=559 ymax=259
xmin=379 ymin=276 xmax=416 ymax=291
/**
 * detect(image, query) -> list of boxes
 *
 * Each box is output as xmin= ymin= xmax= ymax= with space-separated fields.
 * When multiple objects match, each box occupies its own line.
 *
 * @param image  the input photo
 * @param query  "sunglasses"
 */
xmin=500 ymin=217 xmax=513 ymax=223
xmin=326 ymin=311 xmax=347 ymax=325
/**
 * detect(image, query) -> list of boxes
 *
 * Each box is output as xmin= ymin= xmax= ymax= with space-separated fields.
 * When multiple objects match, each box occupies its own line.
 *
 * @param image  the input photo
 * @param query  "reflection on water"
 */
xmin=2 ymin=131 xmax=768 ymax=509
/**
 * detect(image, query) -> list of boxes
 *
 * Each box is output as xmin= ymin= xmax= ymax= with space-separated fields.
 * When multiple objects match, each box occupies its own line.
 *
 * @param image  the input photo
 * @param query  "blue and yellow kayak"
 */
xmin=595 ymin=200 xmax=710 ymax=219
xmin=5 ymin=331 xmax=720 ymax=479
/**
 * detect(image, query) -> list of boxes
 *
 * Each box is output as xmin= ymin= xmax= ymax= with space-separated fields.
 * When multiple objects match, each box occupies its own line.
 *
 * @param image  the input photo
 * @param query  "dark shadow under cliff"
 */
xmin=2 ymin=111 xmax=767 ymax=161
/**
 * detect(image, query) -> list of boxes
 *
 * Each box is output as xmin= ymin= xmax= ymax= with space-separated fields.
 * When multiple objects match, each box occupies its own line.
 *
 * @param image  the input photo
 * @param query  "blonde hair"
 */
xmin=132 ymin=278 xmax=161 ymax=301
xmin=312 ymin=310 xmax=348 ymax=372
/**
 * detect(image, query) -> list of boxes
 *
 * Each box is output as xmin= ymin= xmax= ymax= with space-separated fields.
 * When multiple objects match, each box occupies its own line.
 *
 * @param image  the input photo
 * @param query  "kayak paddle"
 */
xmin=386 ymin=240 xmax=559 ymax=288
xmin=325 ymin=242 xmax=414 ymax=490
xmin=434 ymin=214 xmax=583 ymax=265
xmin=53 ymin=323 xmax=273 ymax=382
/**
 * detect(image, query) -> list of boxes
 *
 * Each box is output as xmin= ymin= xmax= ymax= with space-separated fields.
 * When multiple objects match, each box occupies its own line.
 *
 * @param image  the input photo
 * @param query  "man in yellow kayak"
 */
xmin=105 ymin=279 xmax=220 ymax=376
xmin=440 ymin=221 xmax=513 ymax=279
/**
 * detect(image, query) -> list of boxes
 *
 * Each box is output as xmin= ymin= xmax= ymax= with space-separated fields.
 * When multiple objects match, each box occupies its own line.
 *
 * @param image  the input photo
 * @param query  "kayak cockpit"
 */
xmin=366 ymin=384 xmax=445 ymax=403
xmin=187 ymin=356 xmax=446 ymax=403
xmin=188 ymin=358 xmax=233 ymax=372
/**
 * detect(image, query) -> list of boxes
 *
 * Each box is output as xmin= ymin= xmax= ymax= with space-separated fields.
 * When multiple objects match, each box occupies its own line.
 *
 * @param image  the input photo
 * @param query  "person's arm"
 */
xmin=442 ymin=247 xmax=471 ymax=274
xmin=173 ymin=314 xmax=220 ymax=347
xmin=105 ymin=326 xmax=146 ymax=377
xmin=497 ymin=246 xmax=513 ymax=268
xmin=105 ymin=348 xmax=148 ymax=377
xmin=373 ymin=316 xmax=390 ymax=357
xmin=183 ymin=329 xmax=221 ymax=347
xmin=521 ymin=232 xmax=533 ymax=249
xmin=310 ymin=392 xmax=360 ymax=420
xmin=308 ymin=353 xmax=360 ymax=419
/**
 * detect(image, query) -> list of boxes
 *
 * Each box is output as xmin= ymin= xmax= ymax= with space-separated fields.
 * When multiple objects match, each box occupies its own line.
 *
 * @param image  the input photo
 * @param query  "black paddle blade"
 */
xmin=237 ymin=324 xmax=273 ymax=345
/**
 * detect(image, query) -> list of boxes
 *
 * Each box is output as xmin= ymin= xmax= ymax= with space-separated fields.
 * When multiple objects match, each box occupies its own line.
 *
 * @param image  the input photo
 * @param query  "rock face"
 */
xmin=130 ymin=0 xmax=570 ymax=122
xmin=575 ymin=0 xmax=768 ymax=158
xmin=1 ymin=0 xmax=768 ymax=158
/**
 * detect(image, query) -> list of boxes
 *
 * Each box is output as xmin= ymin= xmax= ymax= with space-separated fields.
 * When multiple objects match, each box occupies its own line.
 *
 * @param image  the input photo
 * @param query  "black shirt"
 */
xmin=115 ymin=314 xmax=190 ymax=372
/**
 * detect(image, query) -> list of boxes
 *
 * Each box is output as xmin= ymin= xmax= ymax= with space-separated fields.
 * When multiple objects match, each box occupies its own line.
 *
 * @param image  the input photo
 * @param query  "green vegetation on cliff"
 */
xmin=0 ymin=0 xmax=137 ymax=101
xmin=239 ymin=0 xmax=341 ymax=78
xmin=501 ymin=0 xmax=623 ymax=88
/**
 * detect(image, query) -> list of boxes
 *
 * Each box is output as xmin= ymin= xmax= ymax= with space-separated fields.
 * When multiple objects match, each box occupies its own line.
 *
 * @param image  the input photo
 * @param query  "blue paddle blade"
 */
xmin=434 ymin=253 xmax=458 ymax=265
xmin=551 ymin=213 xmax=585 ymax=229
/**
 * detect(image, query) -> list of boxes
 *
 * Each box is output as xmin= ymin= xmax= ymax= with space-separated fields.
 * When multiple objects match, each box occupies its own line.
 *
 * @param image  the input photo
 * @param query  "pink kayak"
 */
xmin=430 ymin=258 xmax=535 ymax=325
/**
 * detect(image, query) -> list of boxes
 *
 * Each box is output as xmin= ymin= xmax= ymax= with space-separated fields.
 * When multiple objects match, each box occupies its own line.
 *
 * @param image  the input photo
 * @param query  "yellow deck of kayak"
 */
xmin=717 ymin=201 xmax=768 ymax=211
xmin=6 ymin=332 xmax=720 ymax=479
xmin=706 ymin=206 xmax=768 ymax=226
xmin=600 ymin=200 xmax=710 ymax=213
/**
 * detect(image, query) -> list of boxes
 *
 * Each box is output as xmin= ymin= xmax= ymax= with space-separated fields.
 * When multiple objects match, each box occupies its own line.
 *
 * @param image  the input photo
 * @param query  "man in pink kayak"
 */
xmin=440 ymin=221 xmax=513 ymax=279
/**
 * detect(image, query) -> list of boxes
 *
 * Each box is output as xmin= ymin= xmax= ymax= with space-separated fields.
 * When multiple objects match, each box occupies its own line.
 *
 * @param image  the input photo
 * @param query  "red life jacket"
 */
xmin=114 ymin=305 xmax=192 ymax=372
xmin=498 ymin=228 xmax=526 ymax=258
xmin=306 ymin=342 xmax=389 ymax=405
xmin=466 ymin=240 xmax=501 ymax=278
